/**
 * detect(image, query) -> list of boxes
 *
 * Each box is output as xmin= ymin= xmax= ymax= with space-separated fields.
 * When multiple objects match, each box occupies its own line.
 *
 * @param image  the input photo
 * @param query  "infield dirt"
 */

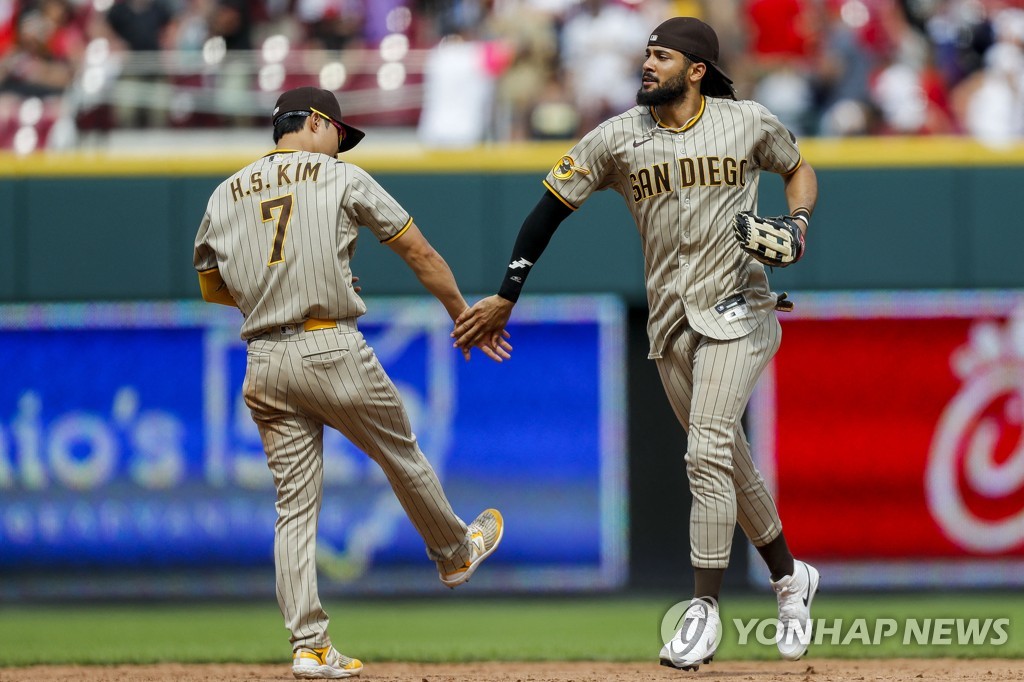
xmin=2 ymin=659 xmax=1024 ymax=681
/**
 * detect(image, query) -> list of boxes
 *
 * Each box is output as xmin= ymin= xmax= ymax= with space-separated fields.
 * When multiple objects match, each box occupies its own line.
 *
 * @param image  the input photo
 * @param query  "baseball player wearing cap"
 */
xmin=454 ymin=17 xmax=820 ymax=670
xmin=194 ymin=86 xmax=508 ymax=679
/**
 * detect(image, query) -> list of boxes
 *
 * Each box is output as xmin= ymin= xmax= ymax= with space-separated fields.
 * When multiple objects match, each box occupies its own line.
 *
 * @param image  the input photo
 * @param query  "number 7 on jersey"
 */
xmin=260 ymin=194 xmax=294 ymax=265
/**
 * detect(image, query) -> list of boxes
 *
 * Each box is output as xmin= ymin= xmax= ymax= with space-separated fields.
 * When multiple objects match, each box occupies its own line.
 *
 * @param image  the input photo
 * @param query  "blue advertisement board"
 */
xmin=0 ymin=297 xmax=626 ymax=598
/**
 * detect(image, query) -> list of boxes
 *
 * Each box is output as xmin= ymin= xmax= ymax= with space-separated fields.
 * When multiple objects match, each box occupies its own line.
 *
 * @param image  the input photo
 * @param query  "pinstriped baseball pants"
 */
xmin=243 ymin=324 xmax=472 ymax=649
xmin=655 ymin=312 xmax=784 ymax=569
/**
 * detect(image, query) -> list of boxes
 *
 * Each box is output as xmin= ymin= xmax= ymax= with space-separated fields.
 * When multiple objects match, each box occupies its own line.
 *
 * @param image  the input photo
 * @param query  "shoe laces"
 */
xmin=773 ymin=576 xmax=803 ymax=622
xmin=333 ymin=652 xmax=358 ymax=668
xmin=469 ymin=512 xmax=500 ymax=552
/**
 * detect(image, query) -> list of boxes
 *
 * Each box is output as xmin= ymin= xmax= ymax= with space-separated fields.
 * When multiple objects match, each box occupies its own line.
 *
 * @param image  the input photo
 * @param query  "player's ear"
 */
xmin=689 ymin=61 xmax=707 ymax=84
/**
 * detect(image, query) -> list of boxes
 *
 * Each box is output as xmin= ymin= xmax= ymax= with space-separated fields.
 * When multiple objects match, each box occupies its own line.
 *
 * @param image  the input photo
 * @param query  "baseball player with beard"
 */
xmin=194 ymin=87 xmax=507 ymax=679
xmin=454 ymin=17 xmax=820 ymax=670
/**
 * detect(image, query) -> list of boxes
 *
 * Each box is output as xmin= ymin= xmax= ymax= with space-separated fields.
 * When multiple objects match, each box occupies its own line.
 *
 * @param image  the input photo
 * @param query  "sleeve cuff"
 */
xmin=380 ymin=216 xmax=414 ymax=244
xmin=542 ymin=181 xmax=578 ymax=211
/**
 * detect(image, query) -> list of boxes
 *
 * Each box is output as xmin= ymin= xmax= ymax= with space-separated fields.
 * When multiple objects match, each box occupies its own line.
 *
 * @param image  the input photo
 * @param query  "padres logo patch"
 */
xmin=552 ymin=156 xmax=590 ymax=180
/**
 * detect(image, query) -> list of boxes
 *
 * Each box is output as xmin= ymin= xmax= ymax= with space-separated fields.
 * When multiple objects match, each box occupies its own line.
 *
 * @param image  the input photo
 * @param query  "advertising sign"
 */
xmin=748 ymin=291 xmax=1024 ymax=587
xmin=0 ymin=296 xmax=626 ymax=598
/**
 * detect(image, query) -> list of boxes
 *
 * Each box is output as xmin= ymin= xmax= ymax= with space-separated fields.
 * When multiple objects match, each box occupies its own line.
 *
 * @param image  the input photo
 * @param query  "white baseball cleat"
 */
xmin=771 ymin=559 xmax=820 ymax=660
xmin=659 ymin=597 xmax=721 ymax=671
xmin=438 ymin=508 xmax=504 ymax=588
xmin=292 ymin=645 xmax=362 ymax=679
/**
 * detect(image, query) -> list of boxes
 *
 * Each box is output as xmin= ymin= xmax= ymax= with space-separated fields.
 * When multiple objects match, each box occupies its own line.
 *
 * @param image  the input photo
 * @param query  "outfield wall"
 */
xmin=1 ymin=137 xmax=1023 ymax=303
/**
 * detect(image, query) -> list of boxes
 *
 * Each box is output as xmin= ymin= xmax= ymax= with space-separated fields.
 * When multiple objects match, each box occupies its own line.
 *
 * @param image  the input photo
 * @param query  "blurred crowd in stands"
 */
xmin=1 ymin=0 xmax=1023 ymax=150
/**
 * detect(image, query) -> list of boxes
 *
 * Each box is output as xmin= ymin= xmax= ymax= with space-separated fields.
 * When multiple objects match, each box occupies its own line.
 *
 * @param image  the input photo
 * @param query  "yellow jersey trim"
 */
xmin=197 ymin=269 xmax=237 ymax=307
xmin=650 ymin=97 xmax=706 ymax=133
xmin=381 ymin=216 xmax=414 ymax=244
xmin=543 ymin=180 xmax=578 ymax=210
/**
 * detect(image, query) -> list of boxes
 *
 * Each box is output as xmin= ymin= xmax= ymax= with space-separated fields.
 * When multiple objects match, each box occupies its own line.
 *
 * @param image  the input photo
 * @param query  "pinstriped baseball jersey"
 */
xmin=193 ymin=149 xmax=412 ymax=340
xmin=543 ymin=97 xmax=801 ymax=359
xmin=194 ymin=144 xmax=482 ymax=652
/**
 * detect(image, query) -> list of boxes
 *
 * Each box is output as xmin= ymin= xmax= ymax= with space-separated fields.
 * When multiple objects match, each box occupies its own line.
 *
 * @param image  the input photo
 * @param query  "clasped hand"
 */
xmin=451 ymin=295 xmax=515 ymax=363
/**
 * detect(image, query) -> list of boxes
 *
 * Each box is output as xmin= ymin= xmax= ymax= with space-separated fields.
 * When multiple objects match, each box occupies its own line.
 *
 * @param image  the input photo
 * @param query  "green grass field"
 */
xmin=0 ymin=594 xmax=1020 ymax=666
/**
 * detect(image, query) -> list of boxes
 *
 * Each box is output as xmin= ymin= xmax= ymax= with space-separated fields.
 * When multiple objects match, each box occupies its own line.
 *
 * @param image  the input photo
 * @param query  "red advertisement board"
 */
xmin=748 ymin=292 xmax=1024 ymax=586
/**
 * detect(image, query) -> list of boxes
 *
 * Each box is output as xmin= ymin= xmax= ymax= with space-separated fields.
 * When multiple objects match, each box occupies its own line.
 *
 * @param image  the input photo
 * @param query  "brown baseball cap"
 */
xmin=272 ymin=86 xmax=365 ymax=153
xmin=647 ymin=17 xmax=735 ymax=98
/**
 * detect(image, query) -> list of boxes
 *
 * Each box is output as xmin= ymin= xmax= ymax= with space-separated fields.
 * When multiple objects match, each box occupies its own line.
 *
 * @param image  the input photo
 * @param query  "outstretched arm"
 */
xmin=387 ymin=221 xmax=511 ymax=362
xmin=453 ymin=191 xmax=573 ymax=349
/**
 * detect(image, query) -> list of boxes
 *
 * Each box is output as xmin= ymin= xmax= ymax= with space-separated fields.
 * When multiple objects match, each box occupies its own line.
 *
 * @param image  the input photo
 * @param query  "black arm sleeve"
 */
xmin=496 ymin=191 xmax=574 ymax=302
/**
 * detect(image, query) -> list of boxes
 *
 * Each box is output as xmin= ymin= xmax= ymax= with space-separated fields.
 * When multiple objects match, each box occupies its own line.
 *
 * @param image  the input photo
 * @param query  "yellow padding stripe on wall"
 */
xmin=2 ymin=137 xmax=1024 ymax=177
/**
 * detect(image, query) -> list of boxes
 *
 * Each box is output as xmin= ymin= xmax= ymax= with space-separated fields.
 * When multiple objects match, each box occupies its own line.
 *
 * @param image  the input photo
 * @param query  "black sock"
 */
xmin=693 ymin=568 xmax=725 ymax=603
xmin=757 ymin=534 xmax=795 ymax=582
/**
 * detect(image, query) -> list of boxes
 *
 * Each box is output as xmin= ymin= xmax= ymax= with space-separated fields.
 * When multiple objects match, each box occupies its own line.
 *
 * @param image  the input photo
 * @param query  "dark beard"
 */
xmin=636 ymin=71 xmax=690 ymax=106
